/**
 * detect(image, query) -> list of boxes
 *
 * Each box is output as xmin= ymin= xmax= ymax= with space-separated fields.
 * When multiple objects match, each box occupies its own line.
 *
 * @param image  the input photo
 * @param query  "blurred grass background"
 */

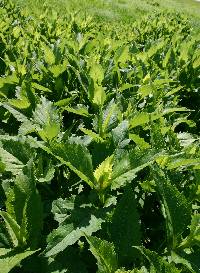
xmin=14 ymin=0 xmax=200 ymax=31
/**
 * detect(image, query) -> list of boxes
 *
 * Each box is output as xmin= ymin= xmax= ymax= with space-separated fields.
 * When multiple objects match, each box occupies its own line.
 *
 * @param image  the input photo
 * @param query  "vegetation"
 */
xmin=0 ymin=0 xmax=200 ymax=272
xmin=13 ymin=0 xmax=200 ymax=28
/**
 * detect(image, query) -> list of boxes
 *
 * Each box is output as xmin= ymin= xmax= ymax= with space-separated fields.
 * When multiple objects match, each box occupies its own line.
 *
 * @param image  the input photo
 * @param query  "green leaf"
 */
xmin=85 ymin=236 xmax=118 ymax=273
xmin=193 ymin=56 xmax=200 ymax=69
xmin=0 ymin=137 xmax=35 ymax=175
xmin=92 ymin=83 xmax=106 ymax=107
xmin=89 ymin=63 xmax=104 ymax=84
xmin=119 ymin=83 xmax=134 ymax=93
xmin=0 ymin=248 xmax=38 ymax=273
xmin=4 ymin=161 xmax=43 ymax=249
xmin=49 ymin=60 xmax=68 ymax=78
xmin=80 ymin=128 xmax=104 ymax=142
xmin=94 ymin=155 xmax=114 ymax=191
xmin=170 ymin=251 xmax=197 ymax=273
xmin=88 ymin=63 xmax=106 ymax=107
xmin=111 ymin=121 xmax=129 ymax=148
xmin=153 ymin=166 xmax=192 ymax=248
xmin=129 ymin=134 xmax=150 ymax=149
xmin=0 ymin=146 xmax=24 ymax=175
xmin=179 ymin=214 xmax=200 ymax=249
xmin=136 ymin=247 xmax=180 ymax=273
xmin=129 ymin=108 xmax=189 ymax=129
xmin=45 ymin=215 xmax=103 ymax=257
xmin=110 ymin=186 xmax=141 ymax=264
xmin=111 ymin=149 xmax=160 ymax=190
xmin=32 ymin=82 xmax=52 ymax=93
xmin=32 ymin=97 xmax=60 ymax=142
xmin=167 ymin=158 xmax=200 ymax=170
xmin=48 ymin=140 xmax=94 ymax=188
xmin=64 ymin=106 xmax=91 ymax=117
xmin=2 ymin=104 xmax=30 ymax=124
xmin=0 ymin=212 xmax=22 ymax=247
xmin=100 ymin=101 xmax=118 ymax=135
xmin=47 ymin=247 xmax=88 ymax=273
xmin=51 ymin=196 xmax=76 ymax=224
xmin=8 ymin=98 xmax=30 ymax=109
xmin=42 ymin=44 xmax=55 ymax=65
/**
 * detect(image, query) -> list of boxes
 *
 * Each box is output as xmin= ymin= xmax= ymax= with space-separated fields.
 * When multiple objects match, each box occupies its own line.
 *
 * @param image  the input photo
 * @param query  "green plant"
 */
xmin=0 ymin=1 xmax=199 ymax=272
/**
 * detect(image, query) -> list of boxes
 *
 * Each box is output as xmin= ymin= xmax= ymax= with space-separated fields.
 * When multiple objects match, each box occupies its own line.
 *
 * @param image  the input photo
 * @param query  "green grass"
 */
xmin=14 ymin=0 xmax=200 ymax=23
xmin=12 ymin=0 xmax=200 ymax=35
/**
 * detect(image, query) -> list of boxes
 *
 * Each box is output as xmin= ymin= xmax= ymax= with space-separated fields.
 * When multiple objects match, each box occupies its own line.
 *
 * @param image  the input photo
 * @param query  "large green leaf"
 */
xmin=110 ymin=186 xmax=141 ymax=264
xmin=4 ymin=161 xmax=43 ymax=249
xmin=179 ymin=214 xmax=200 ymax=249
xmin=94 ymin=155 xmax=114 ymax=191
xmin=45 ymin=215 xmax=103 ymax=257
xmin=111 ymin=149 xmax=161 ymax=190
xmin=153 ymin=166 xmax=192 ymax=248
xmin=0 ymin=248 xmax=37 ymax=273
xmin=32 ymin=97 xmax=61 ymax=142
xmin=0 ymin=212 xmax=22 ymax=247
xmin=0 ymin=137 xmax=34 ymax=175
xmin=88 ymin=63 xmax=106 ymax=107
xmin=48 ymin=140 xmax=94 ymax=188
xmin=86 ymin=236 xmax=118 ymax=273
xmin=129 ymin=108 xmax=189 ymax=129
xmin=47 ymin=247 xmax=88 ymax=273
xmin=136 ymin=247 xmax=180 ymax=273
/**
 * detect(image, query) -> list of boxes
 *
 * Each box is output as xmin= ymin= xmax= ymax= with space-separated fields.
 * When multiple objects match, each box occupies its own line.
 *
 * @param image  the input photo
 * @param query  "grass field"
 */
xmin=14 ymin=0 xmax=200 ymax=23
xmin=12 ymin=0 xmax=200 ymax=36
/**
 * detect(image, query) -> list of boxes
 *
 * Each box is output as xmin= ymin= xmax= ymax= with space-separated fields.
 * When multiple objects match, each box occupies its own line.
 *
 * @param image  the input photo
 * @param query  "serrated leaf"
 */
xmin=0 ymin=146 xmax=24 ymax=175
xmin=86 ymin=236 xmax=118 ymax=273
xmin=92 ymin=84 xmax=106 ymax=107
xmin=33 ymin=97 xmax=60 ymax=141
xmin=94 ymin=155 xmax=114 ymax=191
xmin=80 ymin=128 xmax=104 ymax=142
xmin=4 ymin=161 xmax=43 ymax=249
xmin=0 ymin=212 xmax=22 ymax=247
xmin=64 ymin=106 xmax=91 ymax=117
xmin=48 ymin=140 xmax=94 ymax=188
xmin=2 ymin=104 xmax=30 ymax=124
xmin=129 ymin=134 xmax=150 ymax=149
xmin=49 ymin=60 xmax=68 ymax=78
xmin=0 ymin=137 xmax=34 ymax=175
xmin=32 ymin=82 xmax=52 ymax=93
xmin=179 ymin=214 xmax=200 ymax=249
xmin=42 ymin=44 xmax=55 ymax=65
xmin=101 ymin=101 xmax=118 ymax=135
xmin=45 ymin=215 xmax=103 ymax=257
xmin=8 ymin=98 xmax=30 ymax=109
xmin=89 ymin=63 xmax=104 ymax=84
xmin=88 ymin=63 xmax=106 ymax=107
xmin=111 ymin=121 xmax=130 ymax=148
xmin=0 ymin=248 xmax=38 ymax=273
xmin=110 ymin=186 xmax=141 ymax=264
xmin=167 ymin=158 xmax=200 ymax=170
xmin=47 ymin=247 xmax=88 ymax=273
xmin=193 ymin=57 xmax=200 ymax=69
xmin=153 ymin=166 xmax=192 ymax=248
xmin=52 ymin=197 xmax=75 ymax=224
xmin=111 ymin=149 xmax=160 ymax=190
xmin=136 ymin=247 xmax=180 ymax=273
xmin=171 ymin=251 xmax=197 ymax=273
xmin=130 ymin=108 xmax=189 ymax=129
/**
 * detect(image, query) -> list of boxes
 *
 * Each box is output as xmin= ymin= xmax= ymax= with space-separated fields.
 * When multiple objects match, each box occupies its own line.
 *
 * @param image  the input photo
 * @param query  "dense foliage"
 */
xmin=0 ymin=1 xmax=200 ymax=272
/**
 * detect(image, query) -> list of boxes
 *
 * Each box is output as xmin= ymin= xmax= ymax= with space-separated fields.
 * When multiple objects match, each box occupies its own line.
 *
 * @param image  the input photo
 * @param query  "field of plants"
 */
xmin=0 ymin=0 xmax=200 ymax=272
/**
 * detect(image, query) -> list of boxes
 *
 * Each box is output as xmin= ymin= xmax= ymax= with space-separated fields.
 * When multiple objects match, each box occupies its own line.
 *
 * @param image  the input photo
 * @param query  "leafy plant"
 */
xmin=0 ymin=0 xmax=199 ymax=272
